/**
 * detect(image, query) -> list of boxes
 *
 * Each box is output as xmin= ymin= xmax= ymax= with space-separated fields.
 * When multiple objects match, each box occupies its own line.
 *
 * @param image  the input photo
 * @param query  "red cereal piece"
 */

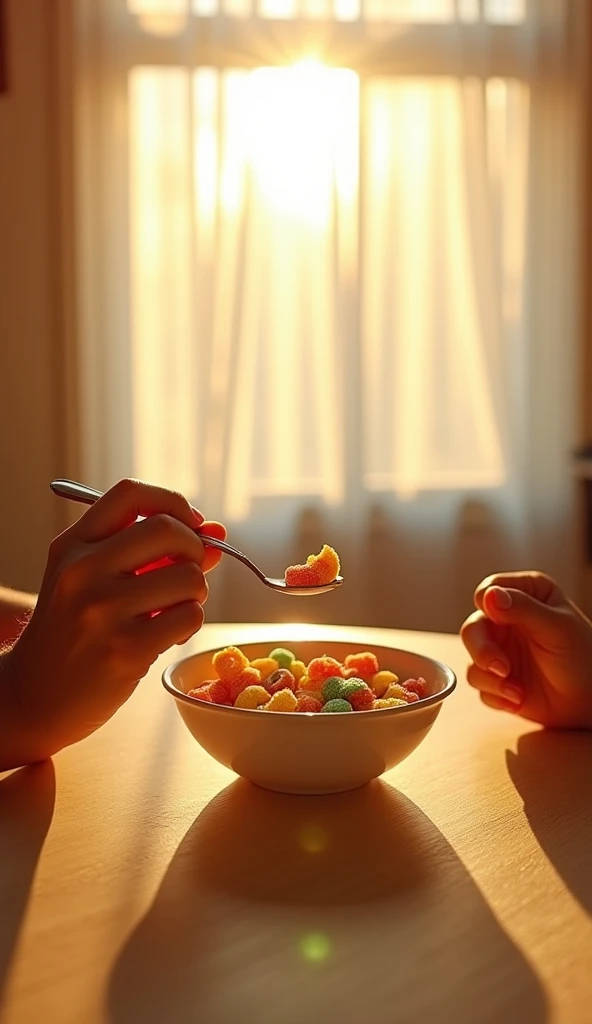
xmin=344 ymin=652 xmax=379 ymax=679
xmin=401 ymin=688 xmax=420 ymax=703
xmin=227 ymin=666 xmax=261 ymax=703
xmin=403 ymin=677 xmax=429 ymax=699
xmin=265 ymin=668 xmax=297 ymax=695
xmin=295 ymin=694 xmax=323 ymax=713
xmin=307 ymin=656 xmax=345 ymax=688
xmin=206 ymin=678 xmax=232 ymax=705
xmin=342 ymin=667 xmax=362 ymax=679
xmin=188 ymin=683 xmax=215 ymax=702
xmin=347 ymin=685 xmax=374 ymax=711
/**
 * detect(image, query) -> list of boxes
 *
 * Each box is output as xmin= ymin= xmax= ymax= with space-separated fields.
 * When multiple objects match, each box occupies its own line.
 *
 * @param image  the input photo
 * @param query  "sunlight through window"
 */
xmin=129 ymin=0 xmax=526 ymax=22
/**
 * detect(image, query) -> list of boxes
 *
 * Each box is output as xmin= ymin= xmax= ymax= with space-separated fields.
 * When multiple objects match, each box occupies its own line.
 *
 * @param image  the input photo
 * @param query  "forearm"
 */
xmin=0 ymin=648 xmax=31 ymax=771
xmin=0 ymin=586 xmax=36 ymax=647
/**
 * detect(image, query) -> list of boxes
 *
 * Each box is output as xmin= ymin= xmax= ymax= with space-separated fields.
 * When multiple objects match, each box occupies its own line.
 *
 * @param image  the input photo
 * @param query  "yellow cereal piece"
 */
xmin=212 ymin=646 xmax=249 ymax=680
xmin=384 ymin=683 xmax=410 ymax=702
xmin=298 ymin=674 xmax=310 ymax=689
xmin=263 ymin=688 xmax=298 ymax=712
xmin=373 ymin=697 xmax=407 ymax=709
xmin=371 ymin=670 xmax=399 ymax=697
xmin=290 ymin=660 xmax=307 ymax=681
xmin=250 ymin=657 xmax=279 ymax=679
xmin=234 ymin=685 xmax=271 ymax=709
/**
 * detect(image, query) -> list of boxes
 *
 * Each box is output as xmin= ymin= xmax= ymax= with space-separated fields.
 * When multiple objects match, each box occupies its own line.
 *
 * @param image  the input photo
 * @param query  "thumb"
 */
xmin=483 ymin=585 xmax=566 ymax=645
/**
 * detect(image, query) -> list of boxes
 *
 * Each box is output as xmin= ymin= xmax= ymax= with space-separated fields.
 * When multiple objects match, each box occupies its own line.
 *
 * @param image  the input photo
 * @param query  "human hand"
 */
xmin=460 ymin=571 xmax=592 ymax=729
xmin=0 ymin=479 xmax=226 ymax=766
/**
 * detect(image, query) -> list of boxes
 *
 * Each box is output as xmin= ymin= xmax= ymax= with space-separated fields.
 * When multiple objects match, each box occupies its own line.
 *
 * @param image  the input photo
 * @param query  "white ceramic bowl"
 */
xmin=162 ymin=639 xmax=456 ymax=794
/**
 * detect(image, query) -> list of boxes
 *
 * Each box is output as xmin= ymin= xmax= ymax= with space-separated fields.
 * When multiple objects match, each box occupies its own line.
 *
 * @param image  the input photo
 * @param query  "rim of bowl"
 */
xmin=161 ymin=647 xmax=457 ymax=718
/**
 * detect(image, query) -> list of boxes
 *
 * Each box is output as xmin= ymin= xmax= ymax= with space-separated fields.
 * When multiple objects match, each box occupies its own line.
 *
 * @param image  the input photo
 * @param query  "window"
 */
xmin=77 ymin=0 xmax=581 ymax=627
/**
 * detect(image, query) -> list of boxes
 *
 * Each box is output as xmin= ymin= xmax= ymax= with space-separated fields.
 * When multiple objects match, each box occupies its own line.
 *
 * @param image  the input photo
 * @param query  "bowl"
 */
xmin=162 ymin=639 xmax=456 ymax=794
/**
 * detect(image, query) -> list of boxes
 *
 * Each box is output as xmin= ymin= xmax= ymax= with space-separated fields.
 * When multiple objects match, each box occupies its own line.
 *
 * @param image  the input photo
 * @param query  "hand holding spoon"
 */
xmin=49 ymin=479 xmax=344 ymax=597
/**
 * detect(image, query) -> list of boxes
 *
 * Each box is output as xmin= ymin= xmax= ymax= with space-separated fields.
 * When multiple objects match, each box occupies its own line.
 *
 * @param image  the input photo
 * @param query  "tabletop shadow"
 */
xmin=107 ymin=778 xmax=548 ymax=1024
xmin=506 ymin=729 xmax=592 ymax=915
xmin=0 ymin=761 xmax=56 ymax=1004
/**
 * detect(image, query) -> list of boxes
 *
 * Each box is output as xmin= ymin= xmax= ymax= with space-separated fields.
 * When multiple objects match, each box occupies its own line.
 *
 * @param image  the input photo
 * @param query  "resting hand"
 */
xmin=460 ymin=571 xmax=592 ymax=729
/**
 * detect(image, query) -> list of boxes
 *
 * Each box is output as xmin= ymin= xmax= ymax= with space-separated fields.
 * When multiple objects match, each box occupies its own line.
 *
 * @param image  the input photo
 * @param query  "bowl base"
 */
xmin=247 ymin=776 xmax=374 ymax=796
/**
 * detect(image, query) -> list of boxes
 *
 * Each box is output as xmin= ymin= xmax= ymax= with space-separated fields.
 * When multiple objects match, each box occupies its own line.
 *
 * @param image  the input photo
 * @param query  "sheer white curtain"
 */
xmin=75 ymin=0 xmax=583 ymax=631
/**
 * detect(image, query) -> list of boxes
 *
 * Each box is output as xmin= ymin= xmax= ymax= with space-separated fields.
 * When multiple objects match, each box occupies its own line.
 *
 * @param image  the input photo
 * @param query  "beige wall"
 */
xmin=0 ymin=0 xmax=69 ymax=593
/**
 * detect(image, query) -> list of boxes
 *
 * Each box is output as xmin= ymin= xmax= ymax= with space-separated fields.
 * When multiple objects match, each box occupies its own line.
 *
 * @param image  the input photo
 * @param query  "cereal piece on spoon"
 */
xmin=284 ymin=545 xmax=340 ymax=587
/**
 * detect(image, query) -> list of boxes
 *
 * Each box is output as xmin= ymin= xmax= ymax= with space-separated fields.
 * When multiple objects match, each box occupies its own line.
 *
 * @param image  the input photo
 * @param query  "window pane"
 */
xmin=128 ymin=0 xmax=527 ymax=23
xmin=361 ymin=77 xmax=529 ymax=493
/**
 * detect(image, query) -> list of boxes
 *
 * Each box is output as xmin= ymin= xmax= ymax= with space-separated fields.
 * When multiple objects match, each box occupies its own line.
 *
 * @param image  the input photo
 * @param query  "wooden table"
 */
xmin=1 ymin=622 xmax=591 ymax=1024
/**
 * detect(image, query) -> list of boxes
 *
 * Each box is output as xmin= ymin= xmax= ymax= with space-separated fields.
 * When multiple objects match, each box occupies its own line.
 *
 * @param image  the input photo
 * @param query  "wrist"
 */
xmin=0 ymin=643 xmax=47 ymax=771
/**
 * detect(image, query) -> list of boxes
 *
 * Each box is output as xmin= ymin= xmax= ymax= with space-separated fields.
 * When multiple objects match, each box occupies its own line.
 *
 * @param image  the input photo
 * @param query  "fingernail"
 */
xmin=489 ymin=659 xmax=509 ymax=678
xmin=191 ymin=507 xmax=205 ymax=526
xmin=490 ymin=587 xmax=512 ymax=610
xmin=502 ymin=684 xmax=523 ymax=705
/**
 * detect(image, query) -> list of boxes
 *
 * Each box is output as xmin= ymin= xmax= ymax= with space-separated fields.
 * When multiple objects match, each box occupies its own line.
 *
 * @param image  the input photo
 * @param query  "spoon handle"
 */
xmin=49 ymin=479 xmax=266 ymax=580
xmin=50 ymin=478 xmax=102 ymax=505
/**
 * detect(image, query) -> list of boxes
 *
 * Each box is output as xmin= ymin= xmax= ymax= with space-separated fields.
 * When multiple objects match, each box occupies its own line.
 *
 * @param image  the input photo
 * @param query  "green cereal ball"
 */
xmin=269 ymin=647 xmax=295 ymax=670
xmin=322 ymin=699 xmax=352 ymax=713
xmin=321 ymin=676 xmax=346 ymax=702
xmin=340 ymin=678 xmax=366 ymax=699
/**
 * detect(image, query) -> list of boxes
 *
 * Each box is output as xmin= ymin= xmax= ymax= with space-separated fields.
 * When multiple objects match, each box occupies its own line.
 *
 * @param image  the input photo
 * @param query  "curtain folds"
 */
xmin=76 ymin=0 xmax=582 ymax=631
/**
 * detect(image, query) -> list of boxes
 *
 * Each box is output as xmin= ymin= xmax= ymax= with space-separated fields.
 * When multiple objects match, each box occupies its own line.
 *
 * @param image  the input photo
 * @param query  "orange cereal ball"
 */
xmin=370 ymin=670 xmax=399 ymax=697
xmin=212 ymin=646 xmax=249 ymax=680
xmin=264 ymin=689 xmax=298 ymax=712
xmin=295 ymin=694 xmax=323 ymax=713
xmin=227 ymin=666 xmax=261 ymax=703
xmin=307 ymin=656 xmax=345 ymax=687
xmin=234 ymin=685 xmax=271 ymax=709
xmin=344 ymin=652 xmax=379 ymax=679
xmin=284 ymin=545 xmax=340 ymax=587
xmin=250 ymin=657 xmax=279 ymax=679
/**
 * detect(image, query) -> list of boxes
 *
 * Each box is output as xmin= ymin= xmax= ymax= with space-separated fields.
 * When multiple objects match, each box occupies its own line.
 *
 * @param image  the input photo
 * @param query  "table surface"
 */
xmin=0 ymin=622 xmax=591 ymax=1024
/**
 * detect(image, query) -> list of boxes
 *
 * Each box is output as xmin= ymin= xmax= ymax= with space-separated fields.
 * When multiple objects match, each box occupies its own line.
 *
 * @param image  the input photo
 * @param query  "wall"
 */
xmin=577 ymin=3 xmax=592 ymax=616
xmin=0 ymin=0 xmax=70 ymax=593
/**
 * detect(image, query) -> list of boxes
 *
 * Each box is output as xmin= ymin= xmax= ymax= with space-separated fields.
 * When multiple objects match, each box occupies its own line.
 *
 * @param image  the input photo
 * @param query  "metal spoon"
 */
xmin=49 ymin=478 xmax=344 ymax=597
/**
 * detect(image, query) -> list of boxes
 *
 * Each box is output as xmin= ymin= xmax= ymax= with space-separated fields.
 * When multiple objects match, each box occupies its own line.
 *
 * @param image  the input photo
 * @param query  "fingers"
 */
xmin=74 ymin=478 xmax=204 ymax=543
xmin=479 ymin=691 xmax=523 ymax=714
xmin=473 ymin=571 xmax=564 ymax=613
xmin=198 ymin=521 xmax=227 ymax=574
xmin=466 ymin=662 xmax=524 ymax=710
xmin=460 ymin=610 xmax=510 ymax=677
xmin=98 ymin=514 xmax=207 ymax=574
xmin=133 ymin=599 xmax=205 ymax=652
xmin=119 ymin=560 xmax=209 ymax=616
xmin=480 ymin=585 xmax=571 ymax=647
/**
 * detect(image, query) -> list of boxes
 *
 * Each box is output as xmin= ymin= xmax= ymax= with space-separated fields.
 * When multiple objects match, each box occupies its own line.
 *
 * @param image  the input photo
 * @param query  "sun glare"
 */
xmin=240 ymin=58 xmax=359 ymax=227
